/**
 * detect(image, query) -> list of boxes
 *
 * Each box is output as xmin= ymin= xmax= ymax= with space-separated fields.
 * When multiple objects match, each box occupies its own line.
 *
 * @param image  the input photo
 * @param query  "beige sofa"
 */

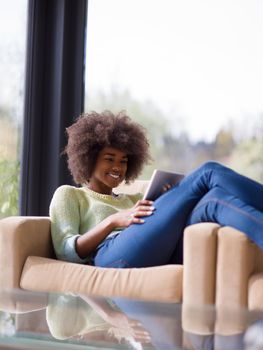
xmin=0 ymin=180 xmax=262 ymax=309
xmin=0 ymin=181 xmax=183 ymax=304
xmin=183 ymin=224 xmax=263 ymax=311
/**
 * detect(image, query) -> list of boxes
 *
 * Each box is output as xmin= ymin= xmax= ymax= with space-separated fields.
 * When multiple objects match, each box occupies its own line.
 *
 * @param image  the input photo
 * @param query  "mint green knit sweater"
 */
xmin=49 ymin=185 xmax=142 ymax=264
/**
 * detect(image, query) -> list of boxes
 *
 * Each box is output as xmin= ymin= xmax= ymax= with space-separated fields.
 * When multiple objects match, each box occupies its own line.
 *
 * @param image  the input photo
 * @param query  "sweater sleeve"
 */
xmin=49 ymin=185 xmax=89 ymax=264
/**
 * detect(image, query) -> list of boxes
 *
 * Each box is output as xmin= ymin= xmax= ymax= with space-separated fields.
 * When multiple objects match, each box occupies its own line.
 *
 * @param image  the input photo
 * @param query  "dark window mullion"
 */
xmin=20 ymin=0 xmax=87 ymax=216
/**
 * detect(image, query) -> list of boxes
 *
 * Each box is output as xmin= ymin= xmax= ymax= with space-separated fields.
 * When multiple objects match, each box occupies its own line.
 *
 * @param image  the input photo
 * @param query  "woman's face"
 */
xmin=88 ymin=147 xmax=128 ymax=194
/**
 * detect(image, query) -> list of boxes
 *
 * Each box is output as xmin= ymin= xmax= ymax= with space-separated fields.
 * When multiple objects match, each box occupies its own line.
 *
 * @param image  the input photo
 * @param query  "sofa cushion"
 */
xmin=20 ymin=256 xmax=183 ymax=302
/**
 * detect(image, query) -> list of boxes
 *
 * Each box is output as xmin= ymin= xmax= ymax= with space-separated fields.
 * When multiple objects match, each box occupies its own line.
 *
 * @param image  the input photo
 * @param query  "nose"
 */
xmin=112 ymin=164 xmax=120 ymax=172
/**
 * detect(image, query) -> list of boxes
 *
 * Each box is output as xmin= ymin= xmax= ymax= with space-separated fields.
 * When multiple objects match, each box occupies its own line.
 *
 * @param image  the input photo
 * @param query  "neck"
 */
xmin=86 ymin=181 xmax=113 ymax=196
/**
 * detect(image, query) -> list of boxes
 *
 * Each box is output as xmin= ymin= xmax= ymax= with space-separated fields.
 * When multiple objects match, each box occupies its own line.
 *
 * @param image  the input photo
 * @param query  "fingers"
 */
xmin=129 ymin=205 xmax=155 ymax=223
xmin=162 ymin=183 xmax=172 ymax=192
xmin=162 ymin=182 xmax=178 ymax=193
xmin=126 ymin=201 xmax=156 ymax=225
xmin=136 ymin=206 xmax=155 ymax=216
xmin=129 ymin=216 xmax=145 ymax=224
xmin=134 ymin=200 xmax=155 ymax=215
xmin=135 ymin=199 xmax=154 ymax=207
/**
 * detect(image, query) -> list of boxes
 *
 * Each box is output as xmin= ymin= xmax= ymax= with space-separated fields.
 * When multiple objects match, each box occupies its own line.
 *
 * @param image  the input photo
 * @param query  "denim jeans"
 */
xmin=93 ymin=161 xmax=263 ymax=268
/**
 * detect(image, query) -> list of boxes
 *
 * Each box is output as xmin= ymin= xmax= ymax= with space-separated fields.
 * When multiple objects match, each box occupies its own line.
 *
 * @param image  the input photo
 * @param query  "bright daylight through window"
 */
xmin=0 ymin=1 xmax=28 ymax=218
xmin=85 ymin=0 xmax=263 ymax=181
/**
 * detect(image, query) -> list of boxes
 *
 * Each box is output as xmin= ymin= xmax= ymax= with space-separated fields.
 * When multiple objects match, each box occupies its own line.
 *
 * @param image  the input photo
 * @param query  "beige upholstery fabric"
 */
xmin=21 ymin=256 xmax=183 ymax=302
xmin=216 ymin=227 xmax=255 ymax=308
xmin=0 ymin=216 xmax=53 ymax=290
xmin=248 ymin=273 xmax=263 ymax=310
xmin=215 ymin=227 xmax=263 ymax=311
xmin=183 ymin=222 xmax=220 ymax=306
xmin=114 ymin=179 xmax=149 ymax=195
xmin=184 ymin=224 xmax=263 ymax=311
xmin=248 ymin=245 xmax=263 ymax=310
xmin=254 ymin=246 xmax=263 ymax=272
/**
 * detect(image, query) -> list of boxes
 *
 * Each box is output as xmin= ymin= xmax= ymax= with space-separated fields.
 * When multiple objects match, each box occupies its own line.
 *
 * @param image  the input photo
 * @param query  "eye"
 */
xmin=104 ymin=157 xmax=114 ymax=162
xmin=121 ymin=159 xmax=128 ymax=164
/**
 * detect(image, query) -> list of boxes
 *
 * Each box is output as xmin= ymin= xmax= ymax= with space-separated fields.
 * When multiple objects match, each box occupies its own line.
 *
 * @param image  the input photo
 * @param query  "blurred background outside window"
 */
xmin=0 ymin=1 xmax=27 ymax=219
xmin=85 ymin=0 xmax=263 ymax=181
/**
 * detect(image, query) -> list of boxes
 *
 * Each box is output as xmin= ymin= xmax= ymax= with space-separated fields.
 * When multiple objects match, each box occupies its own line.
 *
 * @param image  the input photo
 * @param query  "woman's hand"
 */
xmin=76 ymin=200 xmax=155 ymax=257
xmin=109 ymin=200 xmax=155 ymax=228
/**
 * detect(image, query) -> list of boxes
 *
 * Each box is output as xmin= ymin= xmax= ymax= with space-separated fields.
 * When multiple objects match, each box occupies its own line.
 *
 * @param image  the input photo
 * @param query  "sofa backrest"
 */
xmin=114 ymin=180 xmax=149 ymax=195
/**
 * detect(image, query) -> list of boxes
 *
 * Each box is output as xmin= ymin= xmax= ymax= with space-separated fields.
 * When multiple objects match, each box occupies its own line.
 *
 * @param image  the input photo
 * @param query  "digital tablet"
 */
xmin=143 ymin=169 xmax=185 ymax=201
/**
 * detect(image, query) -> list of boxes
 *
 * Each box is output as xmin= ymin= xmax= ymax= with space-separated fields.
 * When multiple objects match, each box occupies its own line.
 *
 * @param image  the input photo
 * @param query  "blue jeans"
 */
xmin=93 ymin=161 xmax=263 ymax=268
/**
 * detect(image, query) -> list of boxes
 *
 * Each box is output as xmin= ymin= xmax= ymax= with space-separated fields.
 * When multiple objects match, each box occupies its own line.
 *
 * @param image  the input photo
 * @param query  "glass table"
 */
xmin=0 ymin=288 xmax=263 ymax=350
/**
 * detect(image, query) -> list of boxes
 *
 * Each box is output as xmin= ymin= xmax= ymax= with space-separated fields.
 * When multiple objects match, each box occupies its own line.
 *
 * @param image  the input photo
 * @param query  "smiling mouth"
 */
xmin=108 ymin=173 xmax=121 ymax=180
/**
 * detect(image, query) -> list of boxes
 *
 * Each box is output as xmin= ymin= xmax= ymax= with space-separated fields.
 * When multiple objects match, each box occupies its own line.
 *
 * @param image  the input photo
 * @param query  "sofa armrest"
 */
xmin=216 ymin=227 xmax=255 ymax=308
xmin=183 ymin=223 xmax=220 ymax=306
xmin=0 ymin=216 xmax=53 ymax=289
xmin=248 ymin=272 xmax=263 ymax=311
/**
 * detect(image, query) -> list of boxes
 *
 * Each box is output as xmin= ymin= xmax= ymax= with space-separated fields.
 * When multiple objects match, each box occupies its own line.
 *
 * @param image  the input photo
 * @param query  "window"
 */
xmin=0 ymin=1 xmax=28 ymax=218
xmin=85 ymin=0 xmax=263 ymax=181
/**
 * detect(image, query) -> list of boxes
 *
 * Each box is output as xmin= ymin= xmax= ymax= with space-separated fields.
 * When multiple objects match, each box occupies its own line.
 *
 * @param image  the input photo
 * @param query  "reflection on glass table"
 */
xmin=0 ymin=289 xmax=263 ymax=350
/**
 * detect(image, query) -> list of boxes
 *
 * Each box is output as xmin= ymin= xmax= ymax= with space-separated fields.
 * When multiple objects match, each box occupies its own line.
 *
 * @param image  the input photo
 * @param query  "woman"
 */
xmin=50 ymin=110 xmax=263 ymax=268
